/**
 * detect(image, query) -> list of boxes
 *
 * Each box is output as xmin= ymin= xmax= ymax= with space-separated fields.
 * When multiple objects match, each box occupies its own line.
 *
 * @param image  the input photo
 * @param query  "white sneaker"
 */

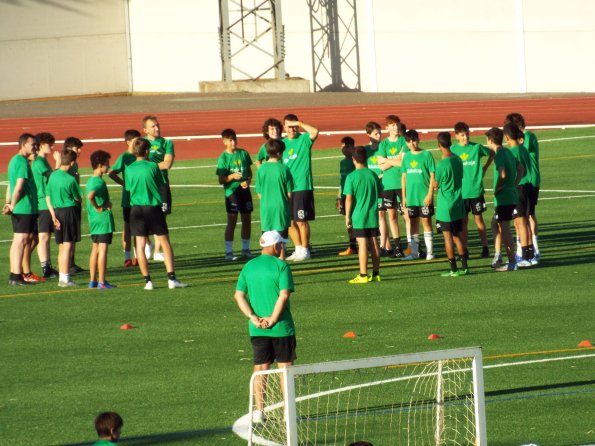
xmin=144 ymin=243 xmax=153 ymax=259
xmin=153 ymin=252 xmax=165 ymax=262
xmin=144 ymin=281 xmax=153 ymax=290
xmin=168 ymin=279 xmax=188 ymax=289
xmin=286 ymin=251 xmax=298 ymax=261
xmin=426 ymin=254 xmax=435 ymax=260
xmin=58 ymin=280 xmax=76 ymax=287
xmin=530 ymin=257 xmax=539 ymax=266
xmin=302 ymin=249 xmax=311 ymax=260
xmin=252 ymin=409 xmax=266 ymax=424
xmin=517 ymin=259 xmax=533 ymax=268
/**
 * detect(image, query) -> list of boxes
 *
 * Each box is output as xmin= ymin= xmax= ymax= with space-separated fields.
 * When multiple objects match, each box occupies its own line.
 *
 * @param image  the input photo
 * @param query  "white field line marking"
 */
xmin=1 ymin=125 xmax=594 ymax=147
xmin=232 ymin=352 xmax=595 ymax=443
xmin=0 ymin=193 xmax=593 ymax=244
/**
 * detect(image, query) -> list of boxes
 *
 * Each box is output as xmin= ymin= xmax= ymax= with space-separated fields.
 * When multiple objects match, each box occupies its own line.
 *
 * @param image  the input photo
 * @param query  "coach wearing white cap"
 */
xmin=233 ymin=230 xmax=296 ymax=423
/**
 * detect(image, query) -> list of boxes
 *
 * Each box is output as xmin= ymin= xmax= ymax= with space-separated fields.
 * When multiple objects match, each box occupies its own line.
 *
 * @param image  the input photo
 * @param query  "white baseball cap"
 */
xmin=259 ymin=231 xmax=283 ymax=247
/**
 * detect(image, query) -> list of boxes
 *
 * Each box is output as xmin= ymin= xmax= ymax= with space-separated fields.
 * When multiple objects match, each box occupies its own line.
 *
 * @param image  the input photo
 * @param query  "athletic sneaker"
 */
xmin=368 ymin=274 xmax=382 ymax=282
xmin=418 ymin=249 xmax=427 ymax=259
xmin=302 ymin=249 xmax=311 ymax=260
xmin=457 ymin=268 xmax=470 ymax=276
xmin=401 ymin=254 xmax=418 ymax=261
xmin=144 ymin=281 xmax=154 ymax=291
xmin=88 ymin=281 xmax=98 ymax=288
xmin=348 ymin=274 xmax=370 ymax=284
xmin=132 ymin=258 xmax=138 ymax=266
xmin=440 ymin=270 xmax=461 ymax=277
xmin=23 ymin=272 xmax=45 ymax=283
xmin=98 ymin=281 xmax=117 ymax=289
xmin=517 ymin=259 xmax=533 ymax=268
xmin=168 ymin=279 xmax=188 ymax=289
xmin=69 ymin=264 xmax=85 ymax=274
xmin=42 ymin=267 xmax=59 ymax=279
xmin=8 ymin=277 xmax=30 ymax=286
xmin=389 ymin=247 xmax=404 ymax=258
xmin=495 ymin=262 xmax=517 ymax=272
xmin=338 ymin=247 xmax=357 ymax=256
xmin=252 ymin=410 xmax=266 ymax=424
xmin=241 ymin=250 xmax=253 ymax=259
xmin=530 ymin=257 xmax=539 ymax=266
xmin=481 ymin=246 xmax=490 ymax=258
xmin=153 ymin=252 xmax=165 ymax=262
xmin=225 ymin=252 xmax=239 ymax=261
xmin=491 ymin=253 xmax=503 ymax=268
xmin=426 ymin=254 xmax=435 ymax=261
xmin=58 ymin=280 xmax=76 ymax=287
xmin=124 ymin=259 xmax=133 ymax=268
xmin=285 ymin=251 xmax=298 ymax=261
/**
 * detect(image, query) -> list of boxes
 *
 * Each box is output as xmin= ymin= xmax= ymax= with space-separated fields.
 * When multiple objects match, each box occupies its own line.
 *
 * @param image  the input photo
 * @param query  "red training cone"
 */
xmin=120 ymin=323 xmax=134 ymax=330
xmin=427 ymin=333 xmax=441 ymax=340
xmin=343 ymin=331 xmax=357 ymax=339
xmin=578 ymin=340 xmax=592 ymax=347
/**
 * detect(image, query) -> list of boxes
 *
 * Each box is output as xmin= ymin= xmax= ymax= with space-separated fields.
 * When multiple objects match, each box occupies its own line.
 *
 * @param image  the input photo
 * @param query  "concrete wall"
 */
xmin=1 ymin=0 xmax=594 ymax=100
xmin=0 ymin=0 xmax=130 ymax=101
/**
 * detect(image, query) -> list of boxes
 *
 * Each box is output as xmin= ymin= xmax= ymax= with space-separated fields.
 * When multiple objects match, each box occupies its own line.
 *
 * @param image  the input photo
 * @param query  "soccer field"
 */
xmin=1 ymin=127 xmax=594 ymax=445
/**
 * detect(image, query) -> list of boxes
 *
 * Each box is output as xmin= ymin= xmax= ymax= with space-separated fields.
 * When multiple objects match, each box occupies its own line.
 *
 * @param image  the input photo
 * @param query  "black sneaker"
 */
xmin=418 ymin=249 xmax=426 ymax=259
xmin=43 ymin=267 xmax=59 ymax=279
xmin=8 ymin=277 xmax=31 ymax=286
xmin=69 ymin=264 xmax=85 ymax=274
xmin=481 ymin=246 xmax=490 ymax=258
xmin=390 ymin=247 xmax=405 ymax=258
xmin=379 ymin=248 xmax=389 ymax=257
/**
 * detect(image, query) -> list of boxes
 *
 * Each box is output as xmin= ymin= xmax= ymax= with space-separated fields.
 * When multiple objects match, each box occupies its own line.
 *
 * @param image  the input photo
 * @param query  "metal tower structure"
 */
xmin=218 ymin=0 xmax=285 ymax=81
xmin=307 ymin=0 xmax=361 ymax=91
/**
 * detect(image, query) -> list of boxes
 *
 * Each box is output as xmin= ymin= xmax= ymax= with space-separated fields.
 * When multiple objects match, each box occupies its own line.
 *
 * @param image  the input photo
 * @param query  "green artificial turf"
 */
xmin=0 ymin=127 xmax=594 ymax=445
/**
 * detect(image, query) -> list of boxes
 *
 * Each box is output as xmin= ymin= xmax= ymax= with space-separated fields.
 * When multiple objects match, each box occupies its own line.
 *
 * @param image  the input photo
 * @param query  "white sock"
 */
xmin=59 ymin=273 xmax=69 ymax=283
xmin=532 ymin=235 xmax=539 ymax=254
xmin=225 ymin=240 xmax=233 ymax=254
xmin=242 ymin=239 xmax=250 ymax=251
xmin=124 ymin=250 xmax=131 ymax=261
xmin=411 ymin=235 xmax=419 ymax=256
xmin=424 ymin=231 xmax=433 ymax=256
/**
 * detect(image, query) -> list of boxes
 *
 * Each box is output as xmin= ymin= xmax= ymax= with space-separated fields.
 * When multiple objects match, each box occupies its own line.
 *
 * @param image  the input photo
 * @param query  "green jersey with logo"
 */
xmin=282 ymin=132 xmax=314 ymax=192
xmin=111 ymin=151 xmax=136 ymax=208
xmin=451 ymin=142 xmax=491 ymax=199
xmin=344 ymin=168 xmax=381 ymax=229
xmin=8 ymin=154 xmax=37 ymax=215
xmin=256 ymin=161 xmax=293 ymax=231
xmin=236 ymin=255 xmax=295 ymax=337
xmin=401 ymin=150 xmax=435 ymax=207
xmin=435 ymin=156 xmax=465 ymax=222
xmin=339 ymin=157 xmax=355 ymax=196
xmin=256 ymin=143 xmax=268 ymax=163
xmin=125 ymin=159 xmax=164 ymax=207
xmin=523 ymin=130 xmax=540 ymax=187
xmin=216 ymin=149 xmax=253 ymax=197
xmin=146 ymin=136 xmax=174 ymax=182
xmin=510 ymin=144 xmax=532 ymax=186
xmin=86 ymin=175 xmax=115 ymax=235
xmin=364 ymin=142 xmax=382 ymax=177
xmin=377 ymin=136 xmax=408 ymax=190
xmin=493 ymin=148 xmax=519 ymax=207
xmin=32 ymin=156 xmax=52 ymax=211
xmin=47 ymin=169 xmax=81 ymax=209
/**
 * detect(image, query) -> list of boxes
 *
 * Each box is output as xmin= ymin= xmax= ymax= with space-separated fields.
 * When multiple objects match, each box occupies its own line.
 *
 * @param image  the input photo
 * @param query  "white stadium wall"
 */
xmin=0 ymin=0 xmax=594 ymax=101
xmin=0 ymin=0 xmax=130 ymax=101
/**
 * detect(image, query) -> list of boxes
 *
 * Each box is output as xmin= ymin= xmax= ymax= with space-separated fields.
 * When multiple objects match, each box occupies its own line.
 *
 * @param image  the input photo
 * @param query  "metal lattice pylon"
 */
xmin=307 ymin=0 xmax=361 ymax=91
xmin=218 ymin=0 xmax=285 ymax=81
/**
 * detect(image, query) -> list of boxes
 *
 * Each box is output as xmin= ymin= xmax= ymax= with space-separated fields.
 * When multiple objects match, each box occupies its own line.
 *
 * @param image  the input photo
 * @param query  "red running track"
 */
xmin=1 ymin=96 xmax=594 ymax=170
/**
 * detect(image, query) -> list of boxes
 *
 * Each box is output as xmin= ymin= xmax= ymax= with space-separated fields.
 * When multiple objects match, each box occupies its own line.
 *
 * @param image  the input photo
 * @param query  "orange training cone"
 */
xmin=578 ymin=340 xmax=592 ymax=347
xmin=427 ymin=333 xmax=441 ymax=340
xmin=120 ymin=323 xmax=134 ymax=330
xmin=343 ymin=331 xmax=357 ymax=339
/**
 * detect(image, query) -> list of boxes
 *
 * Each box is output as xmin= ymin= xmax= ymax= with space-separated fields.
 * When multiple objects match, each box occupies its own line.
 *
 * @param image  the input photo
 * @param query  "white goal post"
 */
xmin=238 ymin=347 xmax=487 ymax=446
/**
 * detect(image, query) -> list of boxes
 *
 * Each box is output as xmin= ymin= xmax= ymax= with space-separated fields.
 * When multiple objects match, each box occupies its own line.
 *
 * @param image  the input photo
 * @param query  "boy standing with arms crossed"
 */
xmin=216 ymin=128 xmax=254 ymax=260
xmin=344 ymin=146 xmax=383 ymax=284
xmin=434 ymin=132 xmax=468 ymax=276
xmin=450 ymin=122 xmax=494 ymax=258
xmin=87 ymin=150 xmax=116 ymax=289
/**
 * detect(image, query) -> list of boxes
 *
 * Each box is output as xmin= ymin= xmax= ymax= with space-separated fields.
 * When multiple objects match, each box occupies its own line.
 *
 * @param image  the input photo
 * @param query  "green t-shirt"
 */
xmin=146 ymin=136 xmax=174 ymax=181
xmin=125 ymin=159 xmax=165 ymax=207
xmin=282 ymin=132 xmax=314 ymax=192
xmin=451 ymin=142 xmax=491 ymax=199
xmin=339 ymin=157 xmax=355 ymax=196
xmin=493 ymin=147 xmax=519 ymax=207
xmin=216 ymin=149 xmax=253 ymax=197
xmin=8 ymin=154 xmax=37 ymax=215
xmin=256 ymin=161 xmax=293 ymax=231
xmin=256 ymin=143 xmax=268 ymax=163
xmin=343 ymin=167 xmax=381 ymax=229
xmin=47 ymin=169 xmax=81 ymax=209
xmin=435 ymin=156 xmax=465 ymax=223
xmin=401 ymin=149 xmax=435 ymax=207
xmin=510 ymin=144 xmax=532 ymax=186
xmin=377 ymin=136 xmax=408 ymax=190
xmin=93 ymin=440 xmax=118 ymax=446
xmin=364 ymin=142 xmax=383 ymax=177
xmin=32 ymin=156 xmax=52 ymax=212
xmin=86 ymin=175 xmax=115 ymax=235
xmin=111 ymin=151 xmax=136 ymax=207
xmin=236 ymin=255 xmax=295 ymax=337
xmin=523 ymin=130 xmax=540 ymax=187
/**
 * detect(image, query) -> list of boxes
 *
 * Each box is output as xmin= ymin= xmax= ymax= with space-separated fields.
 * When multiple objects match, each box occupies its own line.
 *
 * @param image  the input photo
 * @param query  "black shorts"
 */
xmin=338 ymin=196 xmax=346 ymax=216
xmin=528 ymin=186 xmax=539 ymax=213
xmin=407 ymin=205 xmax=434 ymax=219
xmin=292 ymin=190 xmax=315 ymax=221
xmin=130 ymin=206 xmax=169 ymax=237
xmin=495 ymin=204 xmax=518 ymax=223
xmin=382 ymin=189 xmax=399 ymax=210
xmin=91 ymin=233 xmax=113 ymax=244
xmin=225 ymin=187 xmax=253 ymax=214
xmin=353 ymin=227 xmax=380 ymax=238
xmin=11 ymin=213 xmax=37 ymax=234
xmin=54 ymin=207 xmax=81 ymax=244
xmin=160 ymin=182 xmax=172 ymax=215
xmin=436 ymin=219 xmax=463 ymax=235
xmin=251 ymin=335 xmax=297 ymax=365
xmin=515 ymin=184 xmax=533 ymax=218
xmin=122 ymin=207 xmax=131 ymax=224
xmin=464 ymin=196 xmax=487 ymax=215
xmin=38 ymin=210 xmax=54 ymax=233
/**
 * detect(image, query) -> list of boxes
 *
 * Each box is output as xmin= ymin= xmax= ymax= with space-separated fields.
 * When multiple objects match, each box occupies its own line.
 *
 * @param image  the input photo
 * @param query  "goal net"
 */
xmin=235 ymin=347 xmax=486 ymax=446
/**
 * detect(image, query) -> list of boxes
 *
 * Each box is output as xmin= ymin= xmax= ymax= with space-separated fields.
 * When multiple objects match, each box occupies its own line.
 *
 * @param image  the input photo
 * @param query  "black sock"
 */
xmin=359 ymin=273 xmax=367 ymax=278
xmin=528 ymin=244 xmax=535 ymax=259
xmin=144 ymin=275 xmax=152 ymax=283
xmin=372 ymin=270 xmax=380 ymax=277
xmin=522 ymin=246 xmax=530 ymax=260
xmin=167 ymin=272 xmax=176 ymax=281
xmin=449 ymin=258 xmax=458 ymax=272
xmin=349 ymin=238 xmax=357 ymax=250
xmin=461 ymin=255 xmax=468 ymax=270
